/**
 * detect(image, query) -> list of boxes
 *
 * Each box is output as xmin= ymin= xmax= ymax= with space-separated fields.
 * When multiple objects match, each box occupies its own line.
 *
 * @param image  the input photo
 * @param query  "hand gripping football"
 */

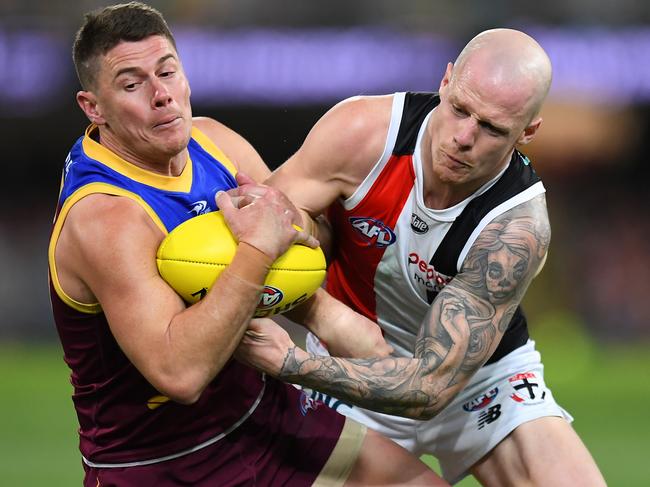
xmin=156 ymin=211 xmax=326 ymax=317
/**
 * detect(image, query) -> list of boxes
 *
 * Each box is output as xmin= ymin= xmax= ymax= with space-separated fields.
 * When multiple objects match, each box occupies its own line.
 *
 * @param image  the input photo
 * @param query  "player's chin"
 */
xmin=155 ymin=130 xmax=191 ymax=154
xmin=437 ymin=168 xmax=470 ymax=185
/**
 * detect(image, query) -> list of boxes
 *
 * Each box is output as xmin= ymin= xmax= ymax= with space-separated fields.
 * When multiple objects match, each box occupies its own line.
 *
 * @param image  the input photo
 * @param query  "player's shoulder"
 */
xmin=325 ymin=94 xmax=394 ymax=135
xmin=192 ymin=116 xmax=229 ymax=140
xmin=497 ymin=193 xmax=550 ymax=230
xmin=66 ymin=193 xmax=160 ymax=247
xmin=306 ymin=94 xmax=395 ymax=168
xmin=474 ymin=193 xmax=551 ymax=266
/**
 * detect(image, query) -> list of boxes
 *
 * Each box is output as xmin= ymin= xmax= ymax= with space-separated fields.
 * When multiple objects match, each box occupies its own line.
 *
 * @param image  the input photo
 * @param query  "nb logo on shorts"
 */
xmin=477 ymin=405 xmax=501 ymax=429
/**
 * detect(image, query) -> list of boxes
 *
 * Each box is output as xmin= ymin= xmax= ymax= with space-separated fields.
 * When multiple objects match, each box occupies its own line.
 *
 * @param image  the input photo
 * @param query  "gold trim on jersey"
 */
xmin=48 ymin=183 xmax=167 ymax=314
xmin=81 ymin=125 xmax=237 ymax=192
xmin=82 ymin=124 xmax=194 ymax=192
xmin=190 ymin=126 xmax=238 ymax=177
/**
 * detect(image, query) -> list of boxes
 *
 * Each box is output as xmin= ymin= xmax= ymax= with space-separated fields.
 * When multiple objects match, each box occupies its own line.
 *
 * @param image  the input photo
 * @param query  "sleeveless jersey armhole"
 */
xmin=343 ymin=92 xmax=406 ymax=210
xmin=48 ymin=183 xmax=168 ymax=314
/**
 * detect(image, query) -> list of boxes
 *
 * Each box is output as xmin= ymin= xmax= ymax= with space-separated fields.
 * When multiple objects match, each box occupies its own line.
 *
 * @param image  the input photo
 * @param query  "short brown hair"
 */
xmin=72 ymin=2 xmax=177 ymax=90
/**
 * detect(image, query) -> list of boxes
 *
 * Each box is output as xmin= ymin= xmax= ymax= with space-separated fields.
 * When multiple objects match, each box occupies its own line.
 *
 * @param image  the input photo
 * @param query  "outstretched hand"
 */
xmin=216 ymin=172 xmax=318 ymax=261
xmin=235 ymin=318 xmax=301 ymax=377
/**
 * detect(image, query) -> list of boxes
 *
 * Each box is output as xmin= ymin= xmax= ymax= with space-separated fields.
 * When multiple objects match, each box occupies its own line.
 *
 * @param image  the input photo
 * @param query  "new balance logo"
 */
xmin=477 ymin=405 xmax=501 ymax=429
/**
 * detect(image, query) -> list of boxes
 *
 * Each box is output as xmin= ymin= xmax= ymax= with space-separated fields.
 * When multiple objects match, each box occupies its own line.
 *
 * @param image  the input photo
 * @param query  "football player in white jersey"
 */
xmin=235 ymin=28 xmax=606 ymax=486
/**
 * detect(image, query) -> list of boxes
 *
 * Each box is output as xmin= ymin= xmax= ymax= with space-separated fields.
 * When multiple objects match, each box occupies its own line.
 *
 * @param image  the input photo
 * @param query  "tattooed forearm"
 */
xmin=279 ymin=346 xmax=443 ymax=417
xmin=277 ymin=196 xmax=550 ymax=420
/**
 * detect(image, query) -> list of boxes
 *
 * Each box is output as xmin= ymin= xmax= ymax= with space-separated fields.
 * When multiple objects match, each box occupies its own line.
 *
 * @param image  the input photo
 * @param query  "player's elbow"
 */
xmin=411 ymin=405 xmax=443 ymax=421
xmin=404 ymin=377 xmax=456 ymax=420
xmin=417 ymin=388 xmax=461 ymax=420
xmin=159 ymin=382 xmax=203 ymax=405
xmin=402 ymin=399 xmax=445 ymax=421
xmin=403 ymin=400 xmax=448 ymax=421
xmin=150 ymin=372 xmax=207 ymax=405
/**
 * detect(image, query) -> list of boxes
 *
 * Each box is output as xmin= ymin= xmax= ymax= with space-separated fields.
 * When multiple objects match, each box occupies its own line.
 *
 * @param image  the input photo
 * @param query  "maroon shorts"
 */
xmin=83 ymin=379 xmax=365 ymax=486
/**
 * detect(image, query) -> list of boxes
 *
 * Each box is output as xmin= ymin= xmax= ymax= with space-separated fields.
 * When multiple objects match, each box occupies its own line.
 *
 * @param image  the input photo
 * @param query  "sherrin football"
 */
xmin=156 ymin=211 xmax=326 ymax=317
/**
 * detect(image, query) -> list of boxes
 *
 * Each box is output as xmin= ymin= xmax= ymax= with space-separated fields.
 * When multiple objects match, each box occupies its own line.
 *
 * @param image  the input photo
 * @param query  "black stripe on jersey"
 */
xmin=424 ymin=150 xmax=540 ymax=365
xmin=426 ymin=151 xmax=540 ymax=364
xmin=429 ymin=150 xmax=541 ymax=277
xmin=393 ymin=92 xmax=441 ymax=155
xmin=391 ymin=92 xmax=542 ymax=366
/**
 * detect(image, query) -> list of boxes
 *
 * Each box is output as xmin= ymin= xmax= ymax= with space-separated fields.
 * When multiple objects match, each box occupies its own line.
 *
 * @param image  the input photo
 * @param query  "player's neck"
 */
xmin=418 ymin=128 xmax=471 ymax=209
xmin=97 ymin=129 xmax=188 ymax=177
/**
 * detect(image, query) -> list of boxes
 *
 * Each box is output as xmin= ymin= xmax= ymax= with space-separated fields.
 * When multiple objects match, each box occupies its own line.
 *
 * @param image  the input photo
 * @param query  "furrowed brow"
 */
xmin=114 ymin=54 xmax=177 ymax=80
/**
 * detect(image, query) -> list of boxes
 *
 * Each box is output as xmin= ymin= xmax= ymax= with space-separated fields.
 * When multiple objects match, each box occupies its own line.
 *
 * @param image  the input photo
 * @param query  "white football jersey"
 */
xmin=325 ymin=92 xmax=545 ymax=361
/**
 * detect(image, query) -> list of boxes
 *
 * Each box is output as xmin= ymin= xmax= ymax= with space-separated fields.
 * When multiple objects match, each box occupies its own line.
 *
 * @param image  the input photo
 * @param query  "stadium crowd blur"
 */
xmin=1 ymin=0 xmax=649 ymax=343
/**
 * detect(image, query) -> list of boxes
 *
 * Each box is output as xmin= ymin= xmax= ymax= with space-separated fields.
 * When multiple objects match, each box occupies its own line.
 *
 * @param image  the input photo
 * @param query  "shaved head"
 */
xmin=452 ymin=29 xmax=552 ymax=121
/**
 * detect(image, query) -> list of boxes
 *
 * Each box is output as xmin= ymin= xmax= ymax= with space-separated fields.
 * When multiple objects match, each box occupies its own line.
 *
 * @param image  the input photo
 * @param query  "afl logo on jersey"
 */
xmin=410 ymin=213 xmax=429 ymax=234
xmin=349 ymin=217 xmax=397 ymax=248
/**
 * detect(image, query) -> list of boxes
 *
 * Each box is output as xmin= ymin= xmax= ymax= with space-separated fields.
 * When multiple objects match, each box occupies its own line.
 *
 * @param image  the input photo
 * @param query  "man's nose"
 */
xmin=453 ymin=118 xmax=478 ymax=149
xmin=151 ymin=79 xmax=172 ymax=108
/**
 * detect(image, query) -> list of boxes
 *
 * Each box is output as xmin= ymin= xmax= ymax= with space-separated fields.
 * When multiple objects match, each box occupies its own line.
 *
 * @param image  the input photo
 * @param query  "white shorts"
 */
xmin=304 ymin=335 xmax=572 ymax=484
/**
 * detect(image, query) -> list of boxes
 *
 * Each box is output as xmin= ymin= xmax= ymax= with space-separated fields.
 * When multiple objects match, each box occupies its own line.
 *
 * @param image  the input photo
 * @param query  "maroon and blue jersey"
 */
xmin=48 ymin=125 xmax=270 ymax=467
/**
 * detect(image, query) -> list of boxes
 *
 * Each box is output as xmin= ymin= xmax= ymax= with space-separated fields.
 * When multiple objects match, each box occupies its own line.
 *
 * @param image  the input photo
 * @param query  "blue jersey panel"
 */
xmin=60 ymin=133 xmax=237 ymax=232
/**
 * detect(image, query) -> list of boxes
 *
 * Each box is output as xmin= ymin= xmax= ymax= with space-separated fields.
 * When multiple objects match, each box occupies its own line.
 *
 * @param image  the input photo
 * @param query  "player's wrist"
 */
xmin=239 ymin=235 xmax=290 ymax=262
xmin=226 ymin=242 xmax=274 ymax=285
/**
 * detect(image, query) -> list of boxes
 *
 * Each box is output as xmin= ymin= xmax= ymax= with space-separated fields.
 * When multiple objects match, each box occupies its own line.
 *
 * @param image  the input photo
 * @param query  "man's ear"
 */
xmin=439 ymin=62 xmax=454 ymax=93
xmin=517 ymin=117 xmax=542 ymax=145
xmin=76 ymin=91 xmax=106 ymax=125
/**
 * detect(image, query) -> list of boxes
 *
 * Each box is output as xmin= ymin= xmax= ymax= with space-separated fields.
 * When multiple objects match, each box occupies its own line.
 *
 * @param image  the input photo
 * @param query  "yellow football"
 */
xmin=156 ymin=211 xmax=326 ymax=317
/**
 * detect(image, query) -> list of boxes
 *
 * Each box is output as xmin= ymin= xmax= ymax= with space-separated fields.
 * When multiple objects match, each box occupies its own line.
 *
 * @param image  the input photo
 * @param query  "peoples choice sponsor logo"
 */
xmin=462 ymin=387 xmax=499 ymax=412
xmin=257 ymin=286 xmax=284 ymax=309
xmin=408 ymin=252 xmax=452 ymax=292
xmin=349 ymin=217 xmax=397 ymax=248
xmin=187 ymin=200 xmax=211 ymax=216
xmin=508 ymin=372 xmax=546 ymax=405
xmin=410 ymin=213 xmax=430 ymax=234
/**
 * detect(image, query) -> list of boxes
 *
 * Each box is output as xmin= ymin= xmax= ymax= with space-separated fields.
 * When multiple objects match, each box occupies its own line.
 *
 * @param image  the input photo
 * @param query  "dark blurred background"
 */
xmin=1 ymin=0 xmax=648 ymax=343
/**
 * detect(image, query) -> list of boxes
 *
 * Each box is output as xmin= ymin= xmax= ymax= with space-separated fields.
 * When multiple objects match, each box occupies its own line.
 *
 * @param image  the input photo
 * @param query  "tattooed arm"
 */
xmin=238 ymin=195 xmax=551 ymax=419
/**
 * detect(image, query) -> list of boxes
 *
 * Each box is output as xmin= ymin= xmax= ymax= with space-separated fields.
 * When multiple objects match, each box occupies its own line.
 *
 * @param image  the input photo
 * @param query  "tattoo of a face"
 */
xmin=277 ymin=195 xmax=550 ymax=420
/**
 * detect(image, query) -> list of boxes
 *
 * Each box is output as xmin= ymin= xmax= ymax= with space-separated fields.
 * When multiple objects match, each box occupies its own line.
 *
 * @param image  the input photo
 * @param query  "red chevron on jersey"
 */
xmin=327 ymin=154 xmax=415 ymax=322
